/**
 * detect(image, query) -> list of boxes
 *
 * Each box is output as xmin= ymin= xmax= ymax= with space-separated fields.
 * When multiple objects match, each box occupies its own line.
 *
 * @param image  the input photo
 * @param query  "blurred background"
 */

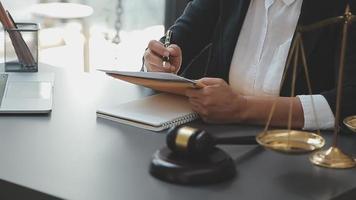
xmin=0 ymin=0 xmax=189 ymax=72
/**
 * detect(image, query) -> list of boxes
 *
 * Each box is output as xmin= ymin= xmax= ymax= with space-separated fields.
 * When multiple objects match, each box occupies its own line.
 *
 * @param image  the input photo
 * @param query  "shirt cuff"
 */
xmin=297 ymin=95 xmax=335 ymax=130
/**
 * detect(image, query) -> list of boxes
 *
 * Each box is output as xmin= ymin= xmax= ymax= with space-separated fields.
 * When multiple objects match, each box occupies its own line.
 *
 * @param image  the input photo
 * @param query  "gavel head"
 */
xmin=166 ymin=126 xmax=216 ymax=156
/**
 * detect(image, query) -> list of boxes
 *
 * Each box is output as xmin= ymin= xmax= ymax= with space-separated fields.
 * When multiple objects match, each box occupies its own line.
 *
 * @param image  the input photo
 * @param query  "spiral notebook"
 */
xmin=96 ymin=93 xmax=199 ymax=131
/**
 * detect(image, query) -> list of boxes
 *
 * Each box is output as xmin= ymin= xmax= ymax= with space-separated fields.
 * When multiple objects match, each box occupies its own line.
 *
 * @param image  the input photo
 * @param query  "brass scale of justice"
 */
xmin=256 ymin=5 xmax=356 ymax=169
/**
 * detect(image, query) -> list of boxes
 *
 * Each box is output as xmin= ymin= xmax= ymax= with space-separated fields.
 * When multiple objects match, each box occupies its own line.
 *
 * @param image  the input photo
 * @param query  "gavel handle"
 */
xmin=215 ymin=136 xmax=258 ymax=145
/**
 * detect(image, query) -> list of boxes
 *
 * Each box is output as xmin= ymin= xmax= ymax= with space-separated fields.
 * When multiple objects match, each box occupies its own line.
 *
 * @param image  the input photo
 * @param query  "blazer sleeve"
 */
xmin=321 ymin=4 xmax=356 ymax=121
xmin=165 ymin=0 xmax=220 ymax=74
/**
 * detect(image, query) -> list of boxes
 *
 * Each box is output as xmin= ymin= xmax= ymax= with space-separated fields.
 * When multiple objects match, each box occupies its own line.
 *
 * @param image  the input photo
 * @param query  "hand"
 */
xmin=144 ymin=40 xmax=182 ymax=73
xmin=185 ymin=78 xmax=246 ymax=124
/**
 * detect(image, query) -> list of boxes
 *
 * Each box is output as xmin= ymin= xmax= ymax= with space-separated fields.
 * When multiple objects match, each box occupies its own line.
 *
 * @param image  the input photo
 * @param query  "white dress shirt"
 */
xmin=229 ymin=0 xmax=335 ymax=130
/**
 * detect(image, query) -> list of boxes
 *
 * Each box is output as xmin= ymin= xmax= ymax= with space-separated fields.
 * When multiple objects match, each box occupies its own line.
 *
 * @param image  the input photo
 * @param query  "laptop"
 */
xmin=0 ymin=72 xmax=54 ymax=114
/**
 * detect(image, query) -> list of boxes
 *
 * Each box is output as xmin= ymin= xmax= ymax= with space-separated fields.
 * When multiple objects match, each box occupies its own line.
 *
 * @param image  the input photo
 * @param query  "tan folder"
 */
xmin=101 ymin=70 xmax=205 ymax=96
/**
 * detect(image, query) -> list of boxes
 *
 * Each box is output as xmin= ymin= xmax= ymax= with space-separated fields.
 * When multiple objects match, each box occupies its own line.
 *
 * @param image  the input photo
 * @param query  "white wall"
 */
xmin=2 ymin=0 xmax=165 ymax=31
xmin=83 ymin=0 xmax=165 ymax=31
xmin=1 ymin=0 xmax=38 ymax=21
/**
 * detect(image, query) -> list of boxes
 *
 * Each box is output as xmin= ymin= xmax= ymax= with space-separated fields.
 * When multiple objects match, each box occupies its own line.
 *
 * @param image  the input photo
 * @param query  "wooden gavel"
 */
xmin=166 ymin=126 xmax=258 ymax=156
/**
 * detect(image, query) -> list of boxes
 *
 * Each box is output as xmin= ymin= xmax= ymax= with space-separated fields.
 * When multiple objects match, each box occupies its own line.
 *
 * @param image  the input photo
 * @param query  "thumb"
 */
xmin=198 ymin=78 xmax=226 ymax=86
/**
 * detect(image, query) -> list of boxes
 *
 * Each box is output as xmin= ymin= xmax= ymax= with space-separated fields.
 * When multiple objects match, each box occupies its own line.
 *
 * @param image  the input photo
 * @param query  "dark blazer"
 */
xmin=167 ymin=0 xmax=356 ymax=121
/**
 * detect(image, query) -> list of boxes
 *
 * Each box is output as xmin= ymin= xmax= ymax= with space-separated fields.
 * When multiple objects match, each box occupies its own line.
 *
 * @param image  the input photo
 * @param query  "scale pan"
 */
xmin=256 ymin=130 xmax=325 ymax=154
xmin=343 ymin=116 xmax=356 ymax=132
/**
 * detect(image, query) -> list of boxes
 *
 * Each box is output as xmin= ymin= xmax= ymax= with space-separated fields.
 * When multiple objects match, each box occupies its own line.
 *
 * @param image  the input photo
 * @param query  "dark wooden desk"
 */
xmin=0 ymin=64 xmax=356 ymax=200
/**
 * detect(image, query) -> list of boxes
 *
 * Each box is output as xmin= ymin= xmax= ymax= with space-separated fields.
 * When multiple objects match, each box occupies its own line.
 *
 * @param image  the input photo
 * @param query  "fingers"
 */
xmin=167 ymin=44 xmax=182 ymax=57
xmin=144 ymin=49 xmax=172 ymax=72
xmin=190 ymin=100 xmax=206 ymax=115
xmin=189 ymin=99 xmax=212 ymax=123
xmin=144 ymin=49 xmax=167 ymax=68
xmin=167 ymin=44 xmax=182 ymax=73
xmin=148 ymin=40 xmax=169 ymax=57
xmin=185 ymin=86 xmax=215 ymax=99
xmin=187 ymin=89 xmax=214 ymax=122
xmin=149 ymin=64 xmax=172 ymax=72
xmin=145 ymin=40 xmax=182 ymax=73
xmin=145 ymin=49 xmax=164 ymax=66
xmin=185 ymin=88 xmax=204 ymax=99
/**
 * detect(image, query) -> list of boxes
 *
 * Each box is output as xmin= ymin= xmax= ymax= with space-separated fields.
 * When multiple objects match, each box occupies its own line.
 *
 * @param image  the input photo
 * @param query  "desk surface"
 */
xmin=1 ymin=64 xmax=356 ymax=200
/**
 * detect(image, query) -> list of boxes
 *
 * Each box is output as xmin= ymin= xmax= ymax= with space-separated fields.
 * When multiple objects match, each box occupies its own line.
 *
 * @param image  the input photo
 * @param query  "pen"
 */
xmin=162 ymin=30 xmax=172 ymax=68
xmin=6 ymin=10 xmax=17 ymax=28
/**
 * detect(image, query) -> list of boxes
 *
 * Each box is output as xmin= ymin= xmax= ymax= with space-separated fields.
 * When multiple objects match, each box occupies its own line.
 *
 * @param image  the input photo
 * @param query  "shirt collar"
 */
xmin=282 ymin=0 xmax=296 ymax=6
xmin=265 ymin=0 xmax=274 ymax=9
xmin=265 ymin=0 xmax=296 ymax=8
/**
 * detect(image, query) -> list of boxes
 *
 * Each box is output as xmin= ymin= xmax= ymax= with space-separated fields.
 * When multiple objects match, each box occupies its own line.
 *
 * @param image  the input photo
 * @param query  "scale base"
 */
xmin=310 ymin=146 xmax=356 ymax=169
xmin=149 ymin=147 xmax=236 ymax=185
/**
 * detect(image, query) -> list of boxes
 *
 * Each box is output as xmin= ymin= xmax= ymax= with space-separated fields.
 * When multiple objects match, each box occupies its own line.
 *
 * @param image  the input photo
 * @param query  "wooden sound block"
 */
xmin=149 ymin=147 xmax=236 ymax=185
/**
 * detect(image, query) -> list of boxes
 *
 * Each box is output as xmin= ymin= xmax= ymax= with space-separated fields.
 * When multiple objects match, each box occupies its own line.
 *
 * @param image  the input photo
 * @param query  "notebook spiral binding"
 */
xmin=161 ymin=113 xmax=199 ymax=129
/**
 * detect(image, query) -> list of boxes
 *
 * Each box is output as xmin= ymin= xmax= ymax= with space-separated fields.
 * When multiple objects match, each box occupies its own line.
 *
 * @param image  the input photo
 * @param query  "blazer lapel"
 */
xmin=294 ymin=0 xmax=348 ymax=58
xmin=296 ymin=0 xmax=327 ymax=58
xmin=280 ymin=0 xmax=329 ymax=96
xmin=281 ymin=0 xmax=350 ymax=96
xmin=206 ymin=0 xmax=251 ymax=81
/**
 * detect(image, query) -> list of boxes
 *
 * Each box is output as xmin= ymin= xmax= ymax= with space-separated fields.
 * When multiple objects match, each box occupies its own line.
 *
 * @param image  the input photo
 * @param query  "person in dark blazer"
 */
xmin=143 ymin=0 xmax=356 ymax=130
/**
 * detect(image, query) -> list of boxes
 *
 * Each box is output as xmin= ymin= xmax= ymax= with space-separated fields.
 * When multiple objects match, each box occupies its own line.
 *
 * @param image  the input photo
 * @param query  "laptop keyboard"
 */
xmin=0 ymin=74 xmax=8 ymax=107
